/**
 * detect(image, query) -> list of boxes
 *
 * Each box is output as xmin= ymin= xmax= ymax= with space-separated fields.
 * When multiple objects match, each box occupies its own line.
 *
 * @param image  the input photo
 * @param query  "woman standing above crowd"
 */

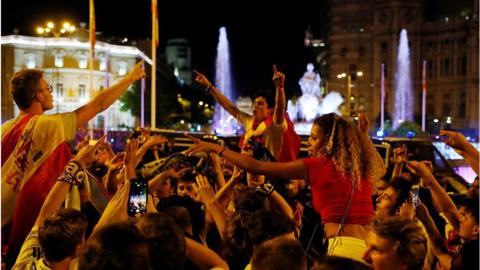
xmin=188 ymin=112 xmax=386 ymax=263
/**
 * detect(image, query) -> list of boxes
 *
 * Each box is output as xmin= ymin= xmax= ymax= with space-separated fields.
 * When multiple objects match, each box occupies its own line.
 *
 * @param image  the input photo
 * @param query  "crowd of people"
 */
xmin=1 ymin=63 xmax=478 ymax=270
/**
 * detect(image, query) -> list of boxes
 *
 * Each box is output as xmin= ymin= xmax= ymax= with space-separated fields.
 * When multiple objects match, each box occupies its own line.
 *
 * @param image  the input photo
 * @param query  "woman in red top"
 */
xmin=188 ymin=113 xmax=386 ymax=262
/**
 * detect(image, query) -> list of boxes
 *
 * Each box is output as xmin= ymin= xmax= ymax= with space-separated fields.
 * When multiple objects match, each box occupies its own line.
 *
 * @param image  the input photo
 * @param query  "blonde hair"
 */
xmin=313 ymin=113 xmax=382 ymax=188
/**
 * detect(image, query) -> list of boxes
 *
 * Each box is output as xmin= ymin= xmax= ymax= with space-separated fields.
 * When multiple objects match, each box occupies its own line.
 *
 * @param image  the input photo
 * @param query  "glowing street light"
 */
xmin=337 ymin=70 xmax=363 ymax=118
xmin=36 ymin=21 xmax=77 ymax=37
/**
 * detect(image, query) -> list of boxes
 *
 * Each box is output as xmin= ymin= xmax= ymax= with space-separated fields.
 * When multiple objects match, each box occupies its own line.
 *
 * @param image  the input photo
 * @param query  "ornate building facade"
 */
xmin=1 ymin=35 xmax=150 ymax=129
xmin=327 ymin=0 xmax=478 ymax=132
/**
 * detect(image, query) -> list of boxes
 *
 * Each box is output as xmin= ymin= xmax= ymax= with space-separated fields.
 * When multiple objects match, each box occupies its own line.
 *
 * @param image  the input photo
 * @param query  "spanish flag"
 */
xmin=1 ymin=113 xmax=75 ymax=262
xmin=89 ymin=0 xmax=96 ymax=58
xmin=152 ymin=0 xmax=158 ymax=48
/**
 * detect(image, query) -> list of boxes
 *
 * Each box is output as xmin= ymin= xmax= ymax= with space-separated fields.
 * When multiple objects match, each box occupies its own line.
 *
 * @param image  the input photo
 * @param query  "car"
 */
xmin=371 ymin=136 xmax=470 ymax=195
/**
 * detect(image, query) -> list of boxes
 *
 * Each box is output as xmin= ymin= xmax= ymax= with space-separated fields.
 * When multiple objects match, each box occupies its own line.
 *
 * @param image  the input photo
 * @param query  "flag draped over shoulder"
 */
xmin=1 ymin=114 xmax=73 ymax=260
xmin=89 ymin=0 xmax=96 ymax=58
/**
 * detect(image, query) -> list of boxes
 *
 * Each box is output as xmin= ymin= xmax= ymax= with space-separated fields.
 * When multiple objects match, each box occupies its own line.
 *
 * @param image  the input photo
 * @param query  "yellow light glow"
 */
xmin=357 ymin=71 xmax=363 ymax=77
xmin=63 ymin=22 xmax=71 ymax=29
xmin=69 ymin=26 xmax=76 ymax=32
xmin=36 ymin=27 xmax=45 ymax=34
xmin=47 ymin=22 xmax=54 ymax=28
xmin=45 ymin=28 xmax=51 ymax=33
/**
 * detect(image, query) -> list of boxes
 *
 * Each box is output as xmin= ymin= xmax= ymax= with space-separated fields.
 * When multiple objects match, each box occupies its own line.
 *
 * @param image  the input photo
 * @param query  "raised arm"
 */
xmin=194 ymin=70 xmax=241 ymax=118
xmin=406 ymin=161 xmax=462 ymax=229
xmin=440 ymin=130 xmax=479 ymax=175
xmin=187 ymin=137 xmax=308 ymax=181
xmin=35 ymin=137 xmax=103 ymax=226
xmin=272 ymin=65 xmax=286 ymax=125
xmin=358 ymin=113 xmax=387 ymax=180
xmin=75 ymin=61 xmax=145 ymax=128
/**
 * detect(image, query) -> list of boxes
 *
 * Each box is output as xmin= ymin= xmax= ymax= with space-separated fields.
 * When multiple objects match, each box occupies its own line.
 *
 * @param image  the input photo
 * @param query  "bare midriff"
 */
xmin=324 ymin=223 xmax=369 ymax=240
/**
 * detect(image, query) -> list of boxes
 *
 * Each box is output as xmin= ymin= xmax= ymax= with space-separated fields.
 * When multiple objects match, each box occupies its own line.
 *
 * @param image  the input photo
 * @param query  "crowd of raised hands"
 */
xmin=10 ymin=124 xmax=478 ymax=270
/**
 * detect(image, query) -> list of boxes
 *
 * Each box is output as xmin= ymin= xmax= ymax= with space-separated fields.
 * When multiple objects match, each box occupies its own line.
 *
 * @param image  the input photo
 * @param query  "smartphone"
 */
xmin=127 ymin=178 xmax=148 ymax=217
xmin=411 ymin=185 xmax=420 ymax=208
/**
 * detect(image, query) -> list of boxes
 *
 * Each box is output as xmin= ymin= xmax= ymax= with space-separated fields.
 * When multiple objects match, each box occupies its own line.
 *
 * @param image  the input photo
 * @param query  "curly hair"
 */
xmin=314 ymin=113 xmax=384 ymax=188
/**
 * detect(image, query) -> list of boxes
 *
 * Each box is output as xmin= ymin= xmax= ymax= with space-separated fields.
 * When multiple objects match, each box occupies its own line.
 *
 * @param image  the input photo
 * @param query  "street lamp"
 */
xmin=36 ymin=21 xmax=76 ymax=37
xmin=337 ymin=70 xmax=363 ymax=118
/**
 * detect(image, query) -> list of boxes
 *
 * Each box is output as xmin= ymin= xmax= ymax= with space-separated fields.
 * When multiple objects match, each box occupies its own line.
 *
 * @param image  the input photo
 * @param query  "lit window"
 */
xmin=79 ymin=84 xmax=87 ymax=98
xmin=55 ymin=55 xmax=64 ymax=67
xmin=100 ymin=57 xmax=107 ymax=71
xmin=25 ymin=54 xmax=36 ymax=69
xmin=56 ymin=83 xmax=64 ymax=98
xmin=117 ymin=62 xmax=127 ymax=76
xmin=79 ymin=56 xmax=88 ymax=69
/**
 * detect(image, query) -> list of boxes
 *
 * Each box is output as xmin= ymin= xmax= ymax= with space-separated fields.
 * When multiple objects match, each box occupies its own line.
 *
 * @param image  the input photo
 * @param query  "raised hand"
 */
xmin=138 ymin=127 xmax=150 ymax=144
xmin=193 ymin=70 xmax=212 ymax=88
xmin=186 ymin=134 xmax=223 ymax=155
xmin=193 ymin=174 xmax=216 ymax=204
xmin=124 ymin=139 xmax=139 ymax=179
xmin=143 ymin=134 xmax=168 ymax=149
xmin=230 ymin=166 xmax=244 ymax=182
xmin=107 ymin=152 xmax=125 ymax=171
xmin=439 ymin=130 xmax=470 ymax=152
xmin=392 ymin=144 xmax=408 ymax=164
xmin=357 ymin=113 xmax=370 ymax=135
xmin=74 ymin=134 xmax=106 ymax=168
xmin=406 ymin=160 xmax=433 ymax=179
xmin=126 ymin=60 xmax=146 ymax=82
xmin=272 ymin=64 xmax=285 ymax=89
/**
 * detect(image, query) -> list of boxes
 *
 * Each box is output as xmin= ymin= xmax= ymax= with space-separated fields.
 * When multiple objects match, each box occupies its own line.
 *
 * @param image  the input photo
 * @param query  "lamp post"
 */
xmin=36 ymin=21 xmax=76 ymax=37
xmin=337 ymin=70 xmax=363 ymax=118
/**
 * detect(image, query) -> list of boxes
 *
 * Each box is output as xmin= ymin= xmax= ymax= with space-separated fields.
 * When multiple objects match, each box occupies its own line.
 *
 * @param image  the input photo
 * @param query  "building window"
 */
xmin=341 ymin=47 xmax=348 ymax=57
xmin=459 ymin=55 xmax=467 ymax=76
xmin=459 ymin=92 xmax=466 ymax=118
xmin=443 ymin=93 xmax=451 ymax=115
xmin=358 ymin=46 xmax=365 ymax=57
xmin=56 ymin=83 xmax=64 ymax=98
xmin=79 ymin=84 xmax=86 ymax=98
xmin=443 ymin=58 xmax=451 ymax=77
xmin=25 ymin=54 xmax=36 ymax=69
xmin=78 ymin=56 xmax=88 ymax=69
xmin=427 ymin=94 xmax=434 ymax=116
xmin=100 ymin=57 xmax=107 ymax=71
xmin=427 ymin=59 xmax=434 ymax=78
xmin=55 ymin=55 xmax=64 ymax=67
xmin=117 ymin=62 xmax=127 ymax=76
xmin=358 ymin=95 xmax=366 ymax=111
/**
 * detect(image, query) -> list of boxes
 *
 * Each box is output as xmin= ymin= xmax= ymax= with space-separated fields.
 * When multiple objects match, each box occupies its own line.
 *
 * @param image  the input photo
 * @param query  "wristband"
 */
xmin=257 ymin=181 xmax=274 ymax=196
xmin=58 ymin=160 xmax=86 ymax=185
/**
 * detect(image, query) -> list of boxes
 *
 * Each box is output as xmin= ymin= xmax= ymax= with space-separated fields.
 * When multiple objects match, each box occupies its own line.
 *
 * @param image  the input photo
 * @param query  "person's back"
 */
xmin=79 ymin=221 xmax=150 ymax=270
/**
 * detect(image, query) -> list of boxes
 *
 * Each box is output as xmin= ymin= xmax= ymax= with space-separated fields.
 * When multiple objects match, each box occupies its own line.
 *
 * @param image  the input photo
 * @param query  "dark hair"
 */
xmin=313 ymin=255 xmax=372 ymax=270
xmin=251 ymin=237 xmax=306 ymax=270
xmin=371 ymin=216 xmax=427 ymax=270
xmin=136 ymin=213 xmax=187 ymax=270
xmin=162 ymin=206 xmax=192 ymax=233
xmin=156 ymin=195 xmax=205 ymax=240
xmin=388 ymin=176 xmax=413 ymax=215
xmin=223 ymin=208 xmax=295 ymax=270
xmin=38 ymin=208 xmax=88 ymax=262
xmin=253 ymin=90 xmax=275 ymax=109
xmin=459 ymin=197 xmax=479 ymax=224
xmin=10 ymin=69 xmax=44 ymax=109
xmin=79 ymin=221 xmax=150 ymax=270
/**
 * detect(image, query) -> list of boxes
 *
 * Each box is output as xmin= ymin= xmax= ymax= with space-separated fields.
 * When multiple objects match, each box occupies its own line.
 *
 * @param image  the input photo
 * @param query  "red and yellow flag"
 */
xmin=89 ymin=0 xmax=96 ymax=58
xmin=152 ymin=0 xmax=158 ymax=47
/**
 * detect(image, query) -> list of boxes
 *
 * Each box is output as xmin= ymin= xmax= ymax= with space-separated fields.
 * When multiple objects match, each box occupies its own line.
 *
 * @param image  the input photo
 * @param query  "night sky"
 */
xmin=1 ymin=0 xmax=329 ymax=98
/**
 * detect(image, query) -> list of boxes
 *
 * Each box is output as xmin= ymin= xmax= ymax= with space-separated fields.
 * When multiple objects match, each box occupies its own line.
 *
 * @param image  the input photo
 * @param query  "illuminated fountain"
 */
xmin=393 ymin=29 xmax=414 ymax=129
xmin=287 ymin=63 xmax=343 ymax=135
xmin=212 ymin=27 xmax=236 ymax=135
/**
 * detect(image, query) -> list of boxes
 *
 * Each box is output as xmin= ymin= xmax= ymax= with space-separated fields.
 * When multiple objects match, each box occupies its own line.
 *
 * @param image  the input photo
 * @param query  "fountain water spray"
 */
xmin=393 ymin=29 xmax=414 ymax=129
xmin=213 ymin=27 xmax=235 ymax=134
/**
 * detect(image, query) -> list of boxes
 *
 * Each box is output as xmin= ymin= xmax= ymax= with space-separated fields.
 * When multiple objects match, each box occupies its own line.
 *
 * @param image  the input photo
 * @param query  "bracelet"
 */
xmin=58 ymin=160 xmax=86 ymax=186
xmin=257 ymin=181 xmax=274 ymax=196
xmin=218 ymin=147 xmax=226 ymax=157
xmin=204 ymin=83 xmax=212 ymax=92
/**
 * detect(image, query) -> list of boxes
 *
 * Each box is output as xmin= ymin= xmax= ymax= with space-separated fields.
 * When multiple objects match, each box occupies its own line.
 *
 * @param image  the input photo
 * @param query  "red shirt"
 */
xmin=303 ymin=157 xmax=374 ymax=225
